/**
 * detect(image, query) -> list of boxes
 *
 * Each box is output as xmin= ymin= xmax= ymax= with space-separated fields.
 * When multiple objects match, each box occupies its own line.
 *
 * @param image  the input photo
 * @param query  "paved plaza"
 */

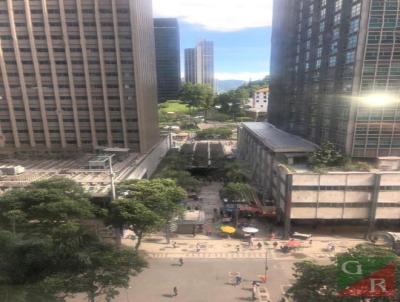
xmin=114 ymin=259 xmax=295 ymax=302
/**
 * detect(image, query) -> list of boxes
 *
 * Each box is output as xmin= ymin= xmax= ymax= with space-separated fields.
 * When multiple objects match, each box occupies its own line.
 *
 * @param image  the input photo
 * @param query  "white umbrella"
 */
xmin=242 ymin=227 xmax=259 ymax=234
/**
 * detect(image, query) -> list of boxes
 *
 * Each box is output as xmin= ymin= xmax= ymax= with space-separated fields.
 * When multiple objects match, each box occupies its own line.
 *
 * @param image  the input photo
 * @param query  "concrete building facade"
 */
xmin=238 ymin=122 xmax=400 ymax=238
xmin=247 ymin=87 xmax=269 ymax=113
xmin=0 ymin=0 xmax=159 ymax=155
xmin=154 ymin=18 xmax=181 ymax=103
xmin=184 ymin=40 xmax=214 ymax=89
xmin=269 ymin=0 xmax=400 ymax=158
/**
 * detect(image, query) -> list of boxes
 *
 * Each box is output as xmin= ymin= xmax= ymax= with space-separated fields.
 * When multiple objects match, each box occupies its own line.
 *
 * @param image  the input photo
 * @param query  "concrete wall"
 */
xmin=127 ymin=136 xmax=170 ymax=179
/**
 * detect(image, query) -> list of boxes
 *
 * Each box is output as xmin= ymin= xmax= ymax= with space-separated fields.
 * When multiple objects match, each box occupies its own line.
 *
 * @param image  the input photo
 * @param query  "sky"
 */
xmin=153 ymin=0 xmax=273 ymax=81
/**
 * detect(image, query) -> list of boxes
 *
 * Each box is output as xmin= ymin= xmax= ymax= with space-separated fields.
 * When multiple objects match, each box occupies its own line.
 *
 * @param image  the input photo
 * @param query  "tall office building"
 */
xmin=154 ymin=18 xmax=180 ymax=103
xmin=184 ymin=48 xmax=196 ymax=84
xmin=269 ymin=0 xmax=400 ymax=158
xmin=0 ymin=0 xmax=159 ymax=154
xmin=196 ymin=40 xmax=214 ymax=89
xmin=184 ymin=40 xmax=214 ymax=89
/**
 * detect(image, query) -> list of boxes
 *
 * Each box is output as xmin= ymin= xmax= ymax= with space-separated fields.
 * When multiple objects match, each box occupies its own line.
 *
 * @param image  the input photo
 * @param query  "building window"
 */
xmin=346 ymin=50 xmax=355 ymax=63
xmin=316 ymin=59 xmax=321 ymax=69
xmin=320 ymin=21 xmax=325 ymax=32
xmin=351 ymin=3 xmax=361 ymax=17
xmin=347 ymin=34 xmax=358 ymax=49
xmin=307 ymin=16 xmax=313 ymax=27
xmin=307 ymin=28 xmax=312 ymax=39
xmin=317 ymin=47 xmax=322 ymax=57
xmin=350 ymin=18 xmax=360 ymax=33
xmin=333 ymin=28 xmax=340 ymax=40
xmin=331 ymin=41 xmax=338 ymax=54
xmin=335 ymin=0 xmax=342 ymax=12
xmin=329 ymin=56 xmax=337 ymax=67
xmin=320 ymin=9 xmax=326 ymax=20
xmin=334 ymin=13 xmax=341 ymax=26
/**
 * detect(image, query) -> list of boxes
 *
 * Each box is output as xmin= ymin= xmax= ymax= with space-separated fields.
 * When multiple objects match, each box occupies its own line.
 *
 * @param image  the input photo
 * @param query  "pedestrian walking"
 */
xmin=236 ymin=245 xmax=240 ymax=253
xmin=257 ymin=242 xmax=262 ymax=250
xmin=235 ymin=275 xmax=242 ymax=286
xmin=196 ymin=243 xmax=200 ymax=252
xmin=178 ymin=258 xmax=183 ymax=266
xmin=173 ymin=286 xmax=178 ymax=296
xmin=273 ymin=241 xmax=278 ymax=249
xmin=252 ymin=285 xmax=257 ymax=300
xmin=172 ymin=241 xmax=177 ymax=248
xmin=309 ymin=239 xmax=312 ymax=246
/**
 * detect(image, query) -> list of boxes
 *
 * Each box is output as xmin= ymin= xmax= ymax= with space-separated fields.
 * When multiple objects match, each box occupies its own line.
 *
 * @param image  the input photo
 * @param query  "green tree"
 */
xmin=154 ymin=169 xmax=201 ymax=193
xmin=108 ymin=200 xmax=164 ymax=250
xmin=287 ymin=244 xmax=400 ymax=302
xmin=195 ymin=128 xmax=233 ymax=140
xmin=179 ymin=83 xmax=214 ymax=119
xmin=222 ymin=161 xmax=251 ymax=183
xmin=0 ymin=178 xmax=147 ymax=302
xmin=220 ymin=182 xmax=256 ymax=203
xmin=110 ymin=179 xmax=186 ymax=248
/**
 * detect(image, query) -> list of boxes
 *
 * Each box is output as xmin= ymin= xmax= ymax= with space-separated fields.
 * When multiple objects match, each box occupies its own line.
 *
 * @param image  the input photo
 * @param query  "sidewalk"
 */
xmin=123 ymin=233 xmax=367 ymax=262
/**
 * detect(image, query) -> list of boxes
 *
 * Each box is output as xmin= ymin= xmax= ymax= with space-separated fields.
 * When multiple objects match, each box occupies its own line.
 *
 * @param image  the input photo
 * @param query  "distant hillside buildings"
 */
xmin=246 ymin=88 xmax=269 ymax=113
xmin=154 ymin=18 xmax=181 ymax=102
xmin=184 ymin=40 xmax=214 ymax=90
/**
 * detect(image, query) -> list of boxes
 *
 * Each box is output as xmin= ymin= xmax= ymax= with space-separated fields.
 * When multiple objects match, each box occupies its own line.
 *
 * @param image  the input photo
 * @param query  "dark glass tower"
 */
xmin=154 ymin=18 xmax=181 ymax=102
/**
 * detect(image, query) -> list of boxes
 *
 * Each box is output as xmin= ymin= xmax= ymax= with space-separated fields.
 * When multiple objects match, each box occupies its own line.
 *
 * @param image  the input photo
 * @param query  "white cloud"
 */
xmin=153 ymin=0 xmax=273 ymax=32
xmin=215 ymin=72 xmax=267 ymax=81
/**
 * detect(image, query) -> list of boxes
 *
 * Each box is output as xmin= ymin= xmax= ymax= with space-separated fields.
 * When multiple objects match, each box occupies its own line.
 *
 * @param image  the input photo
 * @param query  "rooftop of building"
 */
xmin=241 ymin=122 xmax=318 ymax=154
xmin=255 ymin=87 xmax=269 ymax=93
xmin=0 ymin=153 xmax=142 ymax=196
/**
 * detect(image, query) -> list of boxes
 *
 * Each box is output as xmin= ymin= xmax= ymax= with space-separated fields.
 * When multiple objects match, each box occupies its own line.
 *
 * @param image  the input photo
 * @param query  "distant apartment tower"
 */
xmin=154 ymin=18 xmax=181 ymax=102
xmin=184 ymin=48 xmax=196 ymax=84
xmin=0 ymin=0 xmax=159 ymax=154
xmin=184 ymin=40 xmax=214 ymax=89
xmin=269 ymin=0 xmax=400 ymax=158
xmin=196 ymin=40 xmax=214 ymax=89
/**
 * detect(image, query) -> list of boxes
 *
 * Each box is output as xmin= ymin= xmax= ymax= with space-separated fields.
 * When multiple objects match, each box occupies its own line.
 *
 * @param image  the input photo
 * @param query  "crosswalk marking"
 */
xmin=147 ymin=252 xmax=271 ymax=259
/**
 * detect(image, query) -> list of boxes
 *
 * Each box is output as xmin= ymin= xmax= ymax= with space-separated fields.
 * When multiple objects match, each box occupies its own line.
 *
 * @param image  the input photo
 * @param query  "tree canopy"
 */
xmin=109 ymin=179 xmax=186 ymax=249
xmin=220 ymin=182 xmax=256 ymax=203
xmin=179 ymin=83 xmax=214 ymax=112
xmin=0 ymin=178 xmax=147 ymax=302
xmin=287 ymin=244 xmax=400 ymax=302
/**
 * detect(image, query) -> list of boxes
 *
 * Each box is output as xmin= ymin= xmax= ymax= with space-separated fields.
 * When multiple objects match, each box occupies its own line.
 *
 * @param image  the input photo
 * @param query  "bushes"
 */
xmin=310 ymin=142 xmax=345 ymax=168
xmin=195 ymin=128 xmax=232 ymax=140
xmin=310 ymin=142 xmax=372 ymax=172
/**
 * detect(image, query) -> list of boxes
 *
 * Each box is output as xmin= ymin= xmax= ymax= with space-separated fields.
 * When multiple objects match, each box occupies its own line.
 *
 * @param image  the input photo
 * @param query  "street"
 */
xmin=114 ymin=258 xmax=295 ymax=302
